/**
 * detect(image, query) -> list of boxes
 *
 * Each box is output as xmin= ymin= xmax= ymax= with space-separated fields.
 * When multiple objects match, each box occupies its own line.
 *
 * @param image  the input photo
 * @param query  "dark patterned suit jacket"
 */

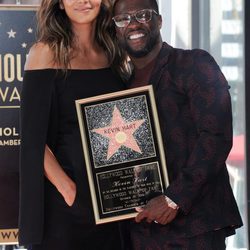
xmin=124 ymin=42 xmax=243 ymax=249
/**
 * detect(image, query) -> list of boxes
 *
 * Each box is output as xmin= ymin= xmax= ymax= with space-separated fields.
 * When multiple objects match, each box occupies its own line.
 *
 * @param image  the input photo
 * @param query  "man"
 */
xmin=112 ymin=0 xmax=243 ymax=249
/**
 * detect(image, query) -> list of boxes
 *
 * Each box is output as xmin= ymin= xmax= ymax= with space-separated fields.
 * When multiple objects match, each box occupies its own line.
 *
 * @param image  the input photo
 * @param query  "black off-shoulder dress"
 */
xmin=19 ymin=68 xmax=125 ymax=249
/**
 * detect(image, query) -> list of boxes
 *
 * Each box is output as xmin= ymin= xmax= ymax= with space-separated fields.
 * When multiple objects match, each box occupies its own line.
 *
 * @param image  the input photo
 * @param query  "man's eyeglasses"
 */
xmin=112 ymin=9 xmax=158 ymax=28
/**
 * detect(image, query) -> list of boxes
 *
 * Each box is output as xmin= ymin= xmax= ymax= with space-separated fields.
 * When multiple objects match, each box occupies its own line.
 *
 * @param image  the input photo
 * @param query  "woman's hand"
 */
xmin=59 ymin=178 xmax=77 ymax=206
xmin=44 ymin=145 xmax=77 ymax=206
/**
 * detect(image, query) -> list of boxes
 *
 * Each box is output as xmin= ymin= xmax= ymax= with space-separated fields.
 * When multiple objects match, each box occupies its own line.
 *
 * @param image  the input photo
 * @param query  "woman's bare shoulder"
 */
xmin=25 ymin=42 xmax=55 ymax=70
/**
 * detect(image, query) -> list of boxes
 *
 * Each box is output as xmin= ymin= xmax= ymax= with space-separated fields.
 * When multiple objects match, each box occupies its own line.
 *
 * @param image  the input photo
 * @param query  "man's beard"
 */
xmin=120 ymin=32 xmax=160 ymax=58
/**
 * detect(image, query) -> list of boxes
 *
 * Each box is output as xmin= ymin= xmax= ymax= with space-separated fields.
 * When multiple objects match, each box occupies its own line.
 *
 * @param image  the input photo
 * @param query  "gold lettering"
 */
xmin=16 ymin=54 xmax=23 ymax=81
xmin=0 ymin=54 xmax=25 ymax=83
xmin=4 ymin=54 xmax=15 ymax=82
xmin=0 ymin=139 xmax=21 ymax=146
xmin=0 ymin=54 xmax=2 ymax=82
xmin=0 ymin=87 xmax=8 ymax=102
xmin=0 ymin=87 xmax=20 ymax=102
xmin=10 ymin=86 xmax=20 ymax=102
xmin=0 ymin=127 xmax=19 ymax=136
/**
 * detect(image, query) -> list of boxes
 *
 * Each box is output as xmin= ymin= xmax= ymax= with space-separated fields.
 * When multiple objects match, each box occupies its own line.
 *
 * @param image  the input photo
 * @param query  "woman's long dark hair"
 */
xmin=36 ymin=0 xmax=130 ymax=80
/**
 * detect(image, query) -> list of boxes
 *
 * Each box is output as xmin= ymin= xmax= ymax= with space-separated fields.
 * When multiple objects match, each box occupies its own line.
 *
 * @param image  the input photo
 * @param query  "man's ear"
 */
xmin=158 ymin=14 xmax=162 ymax=29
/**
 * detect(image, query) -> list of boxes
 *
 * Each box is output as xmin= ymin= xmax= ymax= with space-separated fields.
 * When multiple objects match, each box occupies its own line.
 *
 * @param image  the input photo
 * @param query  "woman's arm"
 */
xmin=44 ymin=145 xmax=76 ymax=206
xmin=24 ymin=43 xmax=76 ymax=206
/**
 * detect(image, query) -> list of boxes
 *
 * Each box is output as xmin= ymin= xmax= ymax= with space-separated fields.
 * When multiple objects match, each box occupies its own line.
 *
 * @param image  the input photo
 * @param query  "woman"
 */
xmin=19 ymin=0 xmax=128 ymax=249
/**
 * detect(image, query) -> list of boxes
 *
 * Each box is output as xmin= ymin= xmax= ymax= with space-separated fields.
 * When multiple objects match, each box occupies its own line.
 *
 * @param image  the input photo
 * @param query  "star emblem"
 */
xmin=27 ymin=28 xmax=33 ymax=33
xmin=92 ymin=106 xmax=145 ymax=160
xmin=22 ymin=43 xmax=27 ymax=48
xmin=7 ymin=29 xmax=16 ymax=38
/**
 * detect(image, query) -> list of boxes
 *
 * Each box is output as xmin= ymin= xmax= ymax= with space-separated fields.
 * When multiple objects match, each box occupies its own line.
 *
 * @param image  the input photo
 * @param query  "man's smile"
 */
xmin=128 ymin=33 xmax=145 ymax=40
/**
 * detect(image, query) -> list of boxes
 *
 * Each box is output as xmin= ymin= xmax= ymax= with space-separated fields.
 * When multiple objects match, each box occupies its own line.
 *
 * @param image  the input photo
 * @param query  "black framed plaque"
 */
xmin=75 ymin=85 xmax=169 ymax=224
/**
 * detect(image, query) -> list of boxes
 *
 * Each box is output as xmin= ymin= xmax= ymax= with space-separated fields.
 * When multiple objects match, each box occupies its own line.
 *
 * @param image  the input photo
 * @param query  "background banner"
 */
xmin=0 ymin=6 xmax=37 ymax=244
